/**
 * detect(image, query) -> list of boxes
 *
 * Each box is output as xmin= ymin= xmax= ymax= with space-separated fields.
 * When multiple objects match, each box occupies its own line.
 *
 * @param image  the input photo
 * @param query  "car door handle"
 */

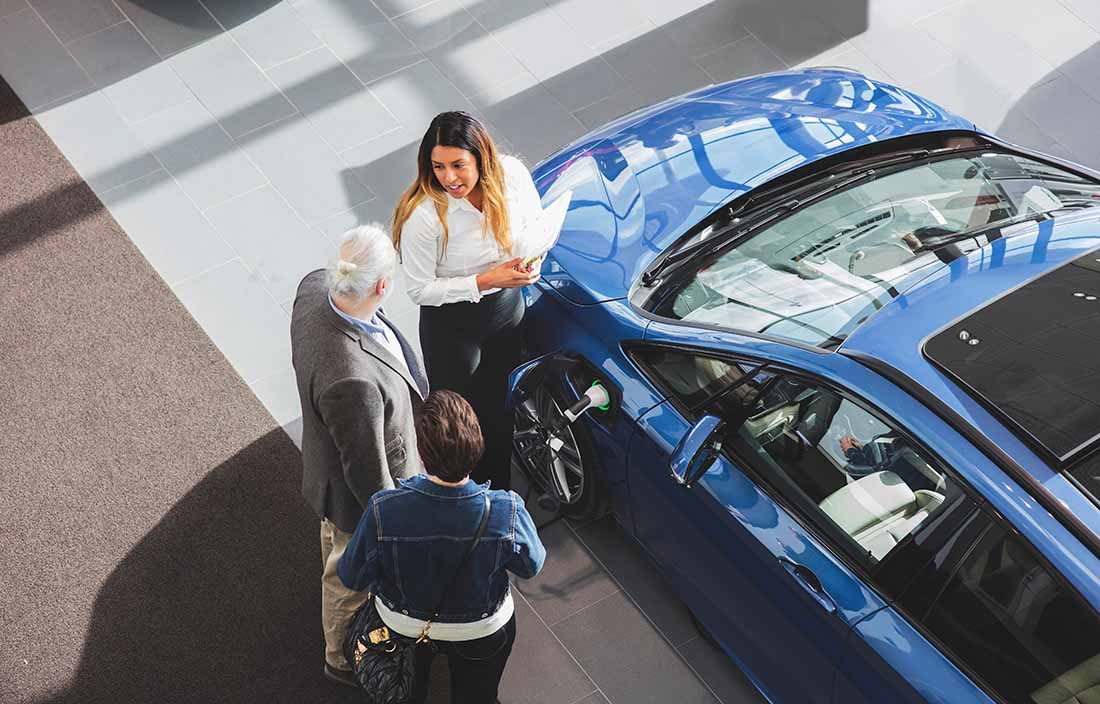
xmin=778 ymin=556 xmax=838 ymax=615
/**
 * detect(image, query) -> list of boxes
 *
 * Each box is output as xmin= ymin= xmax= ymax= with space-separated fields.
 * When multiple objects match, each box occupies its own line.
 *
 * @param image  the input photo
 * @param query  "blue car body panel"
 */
xmin=841 ymin=214 xmax=1100 ymax=598
xmin=517 ymin=69 xmax=1100 ymax=703
xmin=531 ymin=69 xmax=973 ymax=305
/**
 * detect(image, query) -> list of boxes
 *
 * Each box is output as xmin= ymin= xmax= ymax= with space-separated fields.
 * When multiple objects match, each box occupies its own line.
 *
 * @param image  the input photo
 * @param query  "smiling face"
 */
xmin=431 ymin=145 xmax=480 ymax=201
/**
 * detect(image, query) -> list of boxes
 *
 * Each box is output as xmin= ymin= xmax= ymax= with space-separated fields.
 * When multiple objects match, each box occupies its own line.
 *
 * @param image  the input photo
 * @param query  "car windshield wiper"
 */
xmin=919 ymin=201 xmax=1100 ymax=253
xmin=641 ymin=168 xmax=881 ymax=287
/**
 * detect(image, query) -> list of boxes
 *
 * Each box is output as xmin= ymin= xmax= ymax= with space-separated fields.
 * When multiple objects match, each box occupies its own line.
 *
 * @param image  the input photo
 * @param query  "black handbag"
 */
xmin=343 ymin=494 xmax=491 ymax=704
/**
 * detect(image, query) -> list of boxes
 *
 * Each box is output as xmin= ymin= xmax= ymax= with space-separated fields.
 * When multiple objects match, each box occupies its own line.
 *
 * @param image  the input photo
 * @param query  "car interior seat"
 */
xmin=1030 ymin=652 xmax=1100 ymax=704
xmin=818 ymin=470 xmax=944 ymax=561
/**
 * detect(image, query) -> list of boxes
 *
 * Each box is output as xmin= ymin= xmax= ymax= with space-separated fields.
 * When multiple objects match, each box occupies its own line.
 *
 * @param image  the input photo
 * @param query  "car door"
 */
xmin=844 ymin=501 xmax=1100 ymax=704
xmin=624 ymin=341 xmax=963 ymax=703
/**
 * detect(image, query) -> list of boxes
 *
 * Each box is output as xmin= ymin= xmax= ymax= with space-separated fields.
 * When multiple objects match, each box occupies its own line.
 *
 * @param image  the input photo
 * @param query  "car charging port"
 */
xmin=564 ymin=381 xmax=612 ymax=422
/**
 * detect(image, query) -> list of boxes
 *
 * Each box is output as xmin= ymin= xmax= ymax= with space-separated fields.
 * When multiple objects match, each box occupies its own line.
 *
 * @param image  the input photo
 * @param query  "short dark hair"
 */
xmin=415 ymin=390 xmax=484 ymax=482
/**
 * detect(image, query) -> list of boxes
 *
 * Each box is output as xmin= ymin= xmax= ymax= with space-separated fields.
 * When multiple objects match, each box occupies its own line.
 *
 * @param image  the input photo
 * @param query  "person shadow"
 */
xmin=32 ymin=428 xmax=449 ymax=704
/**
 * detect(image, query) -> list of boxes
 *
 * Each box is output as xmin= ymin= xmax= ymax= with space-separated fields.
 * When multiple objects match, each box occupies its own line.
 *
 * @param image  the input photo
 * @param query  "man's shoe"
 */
xmin=323 ymin=663 xmax=358 ymax=689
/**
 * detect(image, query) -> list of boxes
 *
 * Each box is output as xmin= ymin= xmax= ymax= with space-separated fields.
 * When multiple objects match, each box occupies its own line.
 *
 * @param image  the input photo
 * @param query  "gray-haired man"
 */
xmin=290 ymin=224 xmax=428 ymax=686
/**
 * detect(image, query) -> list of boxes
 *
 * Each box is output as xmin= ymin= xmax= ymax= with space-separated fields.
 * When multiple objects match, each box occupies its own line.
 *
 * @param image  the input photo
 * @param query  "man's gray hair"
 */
xmin=327 ymin=224 xmax=397 ymax=299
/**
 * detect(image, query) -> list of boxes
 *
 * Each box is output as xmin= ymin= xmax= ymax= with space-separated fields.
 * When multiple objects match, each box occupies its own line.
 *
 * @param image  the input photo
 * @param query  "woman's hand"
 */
xmin=476 ymin=258 xmax=540 ymax=291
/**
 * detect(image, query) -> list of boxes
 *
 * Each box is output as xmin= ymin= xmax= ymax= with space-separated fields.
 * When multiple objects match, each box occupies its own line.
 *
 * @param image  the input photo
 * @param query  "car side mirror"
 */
xmin=670 ymin=414 xmax=726 ymax=487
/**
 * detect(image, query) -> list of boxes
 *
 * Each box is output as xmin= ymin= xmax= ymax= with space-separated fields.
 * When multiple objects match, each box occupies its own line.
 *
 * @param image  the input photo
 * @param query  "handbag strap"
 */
xmin=418 ymin=493 xmax=491 ymax=641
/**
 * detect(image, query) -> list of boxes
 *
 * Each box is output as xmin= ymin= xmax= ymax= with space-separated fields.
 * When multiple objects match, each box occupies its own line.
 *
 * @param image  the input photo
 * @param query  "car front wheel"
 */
xmin=512 ymin=380 xmax=603 ymax=520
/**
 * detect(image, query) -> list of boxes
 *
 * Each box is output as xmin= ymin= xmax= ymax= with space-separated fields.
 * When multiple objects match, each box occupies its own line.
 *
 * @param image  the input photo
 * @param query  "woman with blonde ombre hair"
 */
xmin=393 ymin=111 xmax=542 ymax=490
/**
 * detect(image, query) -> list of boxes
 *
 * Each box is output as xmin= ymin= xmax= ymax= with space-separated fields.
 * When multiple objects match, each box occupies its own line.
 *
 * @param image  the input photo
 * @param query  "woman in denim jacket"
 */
xmin=338 ymin=389 xmax=546 ymax=703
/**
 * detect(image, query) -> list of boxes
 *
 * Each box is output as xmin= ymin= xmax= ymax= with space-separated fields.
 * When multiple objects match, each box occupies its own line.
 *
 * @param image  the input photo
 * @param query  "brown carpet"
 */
xmin=0 ymin=75 xmax=365 ymax=703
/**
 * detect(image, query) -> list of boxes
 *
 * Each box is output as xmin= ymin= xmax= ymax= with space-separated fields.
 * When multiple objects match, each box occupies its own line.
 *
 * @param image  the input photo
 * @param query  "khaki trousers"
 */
xmin=320 ymin=519 xmax=370 ymax=670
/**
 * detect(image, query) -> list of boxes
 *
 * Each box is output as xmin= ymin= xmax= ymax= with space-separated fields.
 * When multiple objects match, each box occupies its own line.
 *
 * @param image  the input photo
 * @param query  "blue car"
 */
xmin=508 ymin=68 xmax=1100 ymax=704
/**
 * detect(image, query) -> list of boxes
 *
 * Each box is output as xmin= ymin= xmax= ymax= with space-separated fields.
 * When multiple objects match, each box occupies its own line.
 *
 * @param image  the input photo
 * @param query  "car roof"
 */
xmin=840 ymin=212 xmax=1100 ymax=525
xmin=532 ymin=68 xmax=974 ymax=304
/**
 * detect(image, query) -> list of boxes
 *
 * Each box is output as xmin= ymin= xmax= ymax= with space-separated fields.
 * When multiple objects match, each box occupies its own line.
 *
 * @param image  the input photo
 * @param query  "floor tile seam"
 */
xmin=59 ymin=17 xmax=131 ymax=47
xmin=566 ymin=15 xmax=729 ymax=119
xmin=518 ymin=0 xmax=641 ymax=94
xmin=29 ymin=83 xmax=95 ymax=114
xmin=122 ymin=93 xmax=295 ymax=223
xmin=512 ymin=588 xmax=601 ymax=694
xmin=293 ymin=110 xmax=385 ymax=173
xmin=465 ymin=8 xmax=594 ymax=133
xmin=384 ymin=4 xmax=508 ymax=112
xmin=0 ymin=1 xmax=27 ymax=22
xmin=381 ymin=0 xmax=447 ymax=23
xmin=565 ymin=688 xmax=603 ymax=704
xmin=265 ymin=45 xmax=408 ymax=170
xmin=690 ymin=27 xmax=772 ymax=68
xmin=918 ymin=10 xmax=1061 ymax=81
xmin=850 ymin=28 xmax=960 ymax=86
xmin=106 ymin=0 xmax=217 ymax=60
xmin=458 ymin=4 xmax=589 ymax=131
xmin=692 ymin=27 xmax=790 ymax=85
xmin=192 ymin=0 xmax=309 ymax=132
xmin=123 ymin=128 xmax=293 ymax=315
xmin=290 ymin=6 xmax=409 ymax=131
xmin=90 ymin=54 xmax=197 ymax=128
xmin=740 ymin=28 xmax=790 ymax=71
xmin=544 ymin=587 xmax=623 ymax=629
xmin=1058 ymin=0 xmax=1100 ymax=33
xmin=20 ymin=1 xmax=94 ymax=93
xmin=566 ymin=89 xmax=633 ymax=121
xmin=218 ymin=178 xmax=342 ymax=312
xmin=259 ymin=43 xmax=329 ymax=74
xmin=828 ymin=47 xmax=898 ymax=85
xmin=311 ymin=196 xmax=380 ymax=234
xmin=360 ymin=56 xmax=432 ymax=93
xmin=198 ymin=182 xmax=272 ymax=215
xmin=95 ymin=165 xmax=168 ymax=198
xmin=674 ymin=634 xmax=700 ymax=650
xmin=168 ymin=256 xmax=244 ymax=291
xmin=142 ymin=148 xmax=262 ymax=284
xmin=908 ymin=0 xmax=970 ymax=26
xmin=110 ymin=78 xmax=196 ymax=127
xmin=232 ymin=110 xmax=301 ymax=141
xmin=578 ymin=11 xmax=655 ymax=56
xmin=85 ymin=142 xmax=164 ymax=192
xmin=335 ymin=123 xmax=406 ymax=158
xmin=564 ymin=518 xmax=724 ymax=698
xmin=172 ymin=248 xmax=294 ymax=383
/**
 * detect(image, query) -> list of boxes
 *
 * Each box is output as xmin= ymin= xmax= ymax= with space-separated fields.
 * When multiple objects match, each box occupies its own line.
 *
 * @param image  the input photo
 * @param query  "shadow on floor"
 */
xmin=32 ymin=429 xmax=365 ymax=704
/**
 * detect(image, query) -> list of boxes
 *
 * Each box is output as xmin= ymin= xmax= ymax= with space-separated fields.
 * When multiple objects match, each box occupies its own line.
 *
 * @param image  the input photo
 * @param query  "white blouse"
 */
xmin=400 ymin=155 xmax=543 ymax=307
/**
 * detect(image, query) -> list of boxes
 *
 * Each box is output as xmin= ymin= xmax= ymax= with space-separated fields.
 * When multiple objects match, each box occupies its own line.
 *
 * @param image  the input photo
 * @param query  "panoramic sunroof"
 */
xmin=925 ymin=248 xmax=1100 ymax=466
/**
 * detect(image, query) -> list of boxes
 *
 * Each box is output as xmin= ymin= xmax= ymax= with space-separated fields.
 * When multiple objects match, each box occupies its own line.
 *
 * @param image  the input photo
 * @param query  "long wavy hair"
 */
xmin=392 ymin=111 xmax=511 ymax=257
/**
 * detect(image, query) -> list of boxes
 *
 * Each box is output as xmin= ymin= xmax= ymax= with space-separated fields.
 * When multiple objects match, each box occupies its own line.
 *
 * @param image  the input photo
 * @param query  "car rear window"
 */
xmin=925 ymin=248 xmax=1100 ymax=465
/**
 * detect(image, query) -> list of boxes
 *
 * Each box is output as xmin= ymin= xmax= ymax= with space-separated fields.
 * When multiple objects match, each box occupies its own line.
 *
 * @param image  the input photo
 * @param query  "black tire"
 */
xmin=513 ymin=378 xmax=604 ymax=521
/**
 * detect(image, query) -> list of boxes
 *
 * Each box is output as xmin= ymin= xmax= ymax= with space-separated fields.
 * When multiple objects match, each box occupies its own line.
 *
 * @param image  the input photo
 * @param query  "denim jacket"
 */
xmin=338 ymin=475 xmax=546 ymax=623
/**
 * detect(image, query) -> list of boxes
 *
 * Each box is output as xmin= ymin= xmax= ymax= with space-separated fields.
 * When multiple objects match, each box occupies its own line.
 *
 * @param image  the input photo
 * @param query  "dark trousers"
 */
xmin=412 ymin=615 xmax=516 ymax=704
xmin=419 ymin=288 xmax=524 ymax=490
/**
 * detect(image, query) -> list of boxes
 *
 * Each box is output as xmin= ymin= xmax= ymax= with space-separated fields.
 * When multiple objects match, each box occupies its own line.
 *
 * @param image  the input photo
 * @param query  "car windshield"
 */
xmin=653 ymin=151 xmax=1100 ymax=349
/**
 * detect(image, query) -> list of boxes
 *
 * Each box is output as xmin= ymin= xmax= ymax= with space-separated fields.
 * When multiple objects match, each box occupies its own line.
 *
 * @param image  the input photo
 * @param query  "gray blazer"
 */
xmin=291 ymin=269 xmax=429 ymax=534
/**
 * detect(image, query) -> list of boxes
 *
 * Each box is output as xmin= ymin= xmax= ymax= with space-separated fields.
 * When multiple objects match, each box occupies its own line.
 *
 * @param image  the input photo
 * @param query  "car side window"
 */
xmin=631 ymin=346 xmax=955 ymax=565
xmin=919 ymin=521 xmax=1100 ymax=704
xmin=629 ymin=347 xmax=772 ymax=417
xmin=732 ymin=370 xmax=954 ymax=565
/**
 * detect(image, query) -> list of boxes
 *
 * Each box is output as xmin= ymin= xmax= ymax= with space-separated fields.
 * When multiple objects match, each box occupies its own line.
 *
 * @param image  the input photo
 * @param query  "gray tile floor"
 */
xmin=5 ymin=0 xmax=1100 ymax=701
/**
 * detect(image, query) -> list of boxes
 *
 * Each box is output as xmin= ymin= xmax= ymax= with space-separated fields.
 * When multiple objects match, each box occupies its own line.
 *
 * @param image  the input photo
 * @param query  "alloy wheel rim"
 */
xmin=513 ymin=387 xmax=585 ymax=504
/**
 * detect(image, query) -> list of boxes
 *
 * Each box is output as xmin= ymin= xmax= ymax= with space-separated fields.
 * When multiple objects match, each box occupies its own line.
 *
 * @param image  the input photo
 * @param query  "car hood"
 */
xmin=530 ymin=68 xmax=973 ymax=305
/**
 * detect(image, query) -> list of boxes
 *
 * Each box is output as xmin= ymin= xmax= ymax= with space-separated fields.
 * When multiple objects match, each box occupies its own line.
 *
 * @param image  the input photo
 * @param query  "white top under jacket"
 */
xmin=400 ymin=155 xmax=542 ymax=307
xmin=376 ymin=590 xmax=516 ymax=642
